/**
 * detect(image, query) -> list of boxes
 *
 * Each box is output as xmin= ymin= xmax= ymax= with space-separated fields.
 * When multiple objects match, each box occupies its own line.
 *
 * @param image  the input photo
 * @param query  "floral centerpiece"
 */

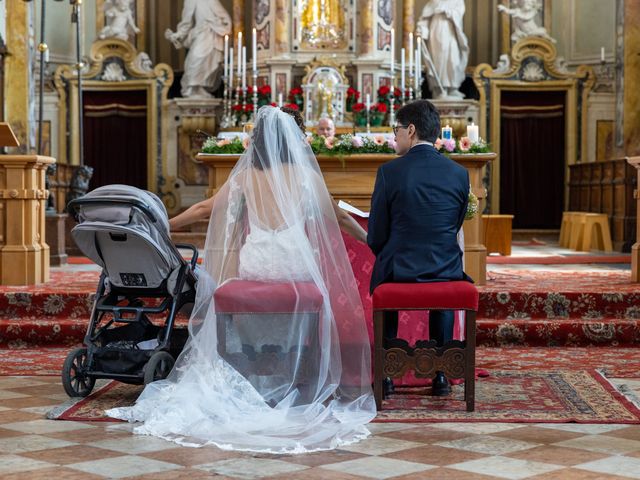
xmin=435 ymin=136 xmax=492 ymax=155
xmin=202 ymin=133 xmax=396 ymax=156
xmin=371 ymin=103 xmax=387 ymax=126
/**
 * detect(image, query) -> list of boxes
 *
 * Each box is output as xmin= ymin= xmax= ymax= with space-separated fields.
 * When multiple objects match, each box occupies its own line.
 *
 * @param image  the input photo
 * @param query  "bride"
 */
xmin=107 ymin=106 xmax=376 ymax=453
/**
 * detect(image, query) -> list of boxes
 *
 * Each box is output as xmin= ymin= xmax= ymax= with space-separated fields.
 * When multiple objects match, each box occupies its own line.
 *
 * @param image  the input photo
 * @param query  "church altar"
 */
xmin=196 ymin=151 xmax=495 ymax=285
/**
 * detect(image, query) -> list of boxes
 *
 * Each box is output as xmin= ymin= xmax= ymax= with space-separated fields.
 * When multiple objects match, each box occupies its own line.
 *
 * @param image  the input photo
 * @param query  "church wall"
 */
xmin=0 ymin=2 xmax=6 ymax=44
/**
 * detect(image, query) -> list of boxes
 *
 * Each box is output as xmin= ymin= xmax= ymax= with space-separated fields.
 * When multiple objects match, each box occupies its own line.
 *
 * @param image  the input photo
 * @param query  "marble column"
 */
xmin=402 ymin=0 xmax=414 ymax=52
xmin=358 ymin=0 xmax=374 ymax=57
xmin=233 ymin=0 xmax=245 ymax=41
xmin=4 ymin=0 xmax=34 ymax=154
xmin=623 ymin=0 xmax=640 ymax=156
xmin=275 ymin=0 xmax=289 ymax=55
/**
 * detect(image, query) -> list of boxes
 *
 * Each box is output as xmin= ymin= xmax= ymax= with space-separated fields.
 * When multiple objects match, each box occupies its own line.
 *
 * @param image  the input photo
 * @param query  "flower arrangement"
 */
xmin=257 ymin=85 xmax=272 ymax=106
xmin=201 ymin=133 xmax=397 ymax=156
xmin=346 ymin=87 xmax=360 ymax=112
xmin=231 ymin=103 xmax=255 ymax=122
xmin=377 ymin=85 xmax=402 ymax=109
xmin=465 ymin=187 xmax=479 ymax=220
xmin=288 ymin=86 xmax=304 ymax=111
xmin=435 ymin=136 xmax=491 ymax=155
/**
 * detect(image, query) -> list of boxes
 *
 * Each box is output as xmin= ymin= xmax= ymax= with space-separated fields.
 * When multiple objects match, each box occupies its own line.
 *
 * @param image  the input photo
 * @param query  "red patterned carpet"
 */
xmin=1 ymin=266 xmax=639 ymax=348
xmin=48 ymin=369 xmax=640 ymax=424
xmin=3 ymin=346 xmax=639 ymax=378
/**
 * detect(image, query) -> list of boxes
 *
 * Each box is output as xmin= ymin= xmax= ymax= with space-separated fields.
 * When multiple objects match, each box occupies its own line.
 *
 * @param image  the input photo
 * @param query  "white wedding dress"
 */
xmin=107 ymin=107 xmax=376 ymax=453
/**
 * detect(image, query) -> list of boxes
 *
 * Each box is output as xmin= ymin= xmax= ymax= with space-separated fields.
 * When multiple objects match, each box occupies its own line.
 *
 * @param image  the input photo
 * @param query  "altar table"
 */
xmin=197 ymin=152 xmax=496 ymax=285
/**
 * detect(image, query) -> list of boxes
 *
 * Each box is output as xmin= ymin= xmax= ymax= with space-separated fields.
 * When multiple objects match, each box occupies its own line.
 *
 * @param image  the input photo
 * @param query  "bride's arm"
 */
xmin=331 ymin=198 xmax=367 ymax=243
xmin=168 ymin=194 xmax=216 ymax=231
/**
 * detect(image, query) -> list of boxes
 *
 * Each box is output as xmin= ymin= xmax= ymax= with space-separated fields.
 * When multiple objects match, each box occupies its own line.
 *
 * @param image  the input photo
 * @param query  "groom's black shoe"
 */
xmin=383 ymin=377 xmax=395 ymax=398
xmin=431 ymin=371 xmax=451 ymax=396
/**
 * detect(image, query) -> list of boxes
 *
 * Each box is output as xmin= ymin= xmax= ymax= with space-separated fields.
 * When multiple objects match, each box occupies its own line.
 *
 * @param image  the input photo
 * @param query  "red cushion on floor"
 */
xmin=372 ymin=281 xmax=479 ymax=311
xmin=214 ymin=280 xmax=324 ymax=314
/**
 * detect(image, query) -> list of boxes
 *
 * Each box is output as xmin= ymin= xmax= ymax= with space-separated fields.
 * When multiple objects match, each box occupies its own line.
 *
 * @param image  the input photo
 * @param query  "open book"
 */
xmin=338 ymin=200 xmax=369 ymax=218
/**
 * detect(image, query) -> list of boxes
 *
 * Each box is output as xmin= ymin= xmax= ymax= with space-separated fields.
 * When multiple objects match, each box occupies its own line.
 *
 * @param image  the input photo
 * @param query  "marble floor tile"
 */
xmin=0 ymin=454 xmax=55 ymax=476
xmin=431 ymin=423 xmax=527 ymax=435
xmin=449 ymin=455 xmax=563 ymax=479
xmin=491 ymin=426 xmax=585 ymax=444
xmin=553 ymin=434 xmax=640 ymax=455
xmin=535 ymin=424 xmax=630 ymax=435
xmin=321 ymin=456 xmax=434 ymax=479
xmin=20 ymin=444 xmax=124 ymax=465
xmin=0 ymin=434 xmax=75 ymax=454
xmin=141 ymin=445 xmax=242 ymax=467
xmin=67 ymin=455 xmax=181 ymax=479
xmin=382 ymin=444 xmax=487 ymax=466
xmin=505 ymin=445 xmax=609 ymax=466
xmin=435 ymin=434 xmax=540 ymax=455
xmin=196 ymin=457 xmax=309 ymax=479
xmin=87 ymin=435 xmax=178 ymax=454
xmin=339 ymin=436 xmax=425 ymax=455
xmin=0 ymin=466 xmax=106 ymax=480
xmin=575 ymin=456 xmax=640 ymax=479
xmin=1 ymin=419 xmax=96 ymax=434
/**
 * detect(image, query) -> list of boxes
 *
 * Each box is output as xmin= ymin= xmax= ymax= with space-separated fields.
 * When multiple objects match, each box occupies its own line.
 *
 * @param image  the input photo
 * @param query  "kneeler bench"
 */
xmin=372 ymin=281 xmax=479 ymax=412
xmin=213 ymin=280 xmax=323 ymax=384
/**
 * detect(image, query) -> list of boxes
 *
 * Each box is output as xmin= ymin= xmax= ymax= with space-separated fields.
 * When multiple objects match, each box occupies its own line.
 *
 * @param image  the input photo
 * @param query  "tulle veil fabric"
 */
xmin=107 ymin=106 xmax=376 ymax=453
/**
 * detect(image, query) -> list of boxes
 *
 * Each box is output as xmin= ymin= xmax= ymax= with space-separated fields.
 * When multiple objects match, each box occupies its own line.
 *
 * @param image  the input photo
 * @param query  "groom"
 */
xmin=367 ymin=99 xmax=472 ymax=397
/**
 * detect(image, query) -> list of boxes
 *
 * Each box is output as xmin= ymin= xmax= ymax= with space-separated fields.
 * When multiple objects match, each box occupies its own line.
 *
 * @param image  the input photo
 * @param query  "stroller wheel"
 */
xmin=62 ymin=347 xmax=96 ymax=397
xmin=143 ymin=351 xmax=175 ymax=385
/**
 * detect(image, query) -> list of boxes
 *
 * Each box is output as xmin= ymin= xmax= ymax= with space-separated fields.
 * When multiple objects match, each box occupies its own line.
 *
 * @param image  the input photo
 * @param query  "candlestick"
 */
xmin=401 ymin=48 xmax=406 ymax=104
xmin=390 ymin=28 xmax=395 ymax=74
xmin=366 ymin=93 xmax=371 ymax=134
xmin=409 ymin=33 xmax=414 ymax=100
xmin=442 ymin=124 xmax=452 ymax=140
xmin=252 ymin=70 xmax=258 ymax=121
xmin=229 ymin=47 xmax=235 ymax=126
xmin=242 ymin=46 xmax=247 ymax=115
xmin=252 ymin=28 xmax=257 ymax=73
xmin=223 ymin=35 xmax=229 ymax=80
xmin=467 ymin=122 xmax=479 ymax=144
xmin=600 ymin=46 xmax=605 ymax=63
xmin=278 ymin=93 xmax=283 ymax=107
xmin=237 ymin=32 xmax=242 ymax=76
xmin=389 ymin=75 xmax=396 ymax=128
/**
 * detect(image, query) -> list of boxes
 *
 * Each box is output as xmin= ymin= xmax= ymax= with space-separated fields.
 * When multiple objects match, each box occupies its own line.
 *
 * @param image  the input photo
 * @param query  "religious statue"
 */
xmin=498 ymin=0 xmax=556 ymax=44
xmin=98 ymin=0 xmax=140 ymax=42
xmin=165 ymin=0 xmax=232 ymax=98
xmin=417 ymin=0 xmax=469 ymax=99
xmin=301 ymin=0 xmax=346 ymax=48
xmin=65 ymin=165 xmax=94 ymax=213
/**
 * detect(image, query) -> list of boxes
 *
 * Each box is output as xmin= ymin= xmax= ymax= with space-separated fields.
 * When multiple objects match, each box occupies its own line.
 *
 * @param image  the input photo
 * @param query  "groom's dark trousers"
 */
xmin=368 ymin=144 xmax=472 ymax=346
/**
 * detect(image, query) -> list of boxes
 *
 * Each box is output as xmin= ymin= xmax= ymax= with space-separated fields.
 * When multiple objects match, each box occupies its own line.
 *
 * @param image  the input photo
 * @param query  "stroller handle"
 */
xmin=67 ymin=197 xmax=158 ymax=223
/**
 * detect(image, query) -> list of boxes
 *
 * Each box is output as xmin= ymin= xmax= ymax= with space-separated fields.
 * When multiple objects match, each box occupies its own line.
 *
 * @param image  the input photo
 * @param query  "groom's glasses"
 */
xmin=392 ymin=124 xmax=409 ymax=135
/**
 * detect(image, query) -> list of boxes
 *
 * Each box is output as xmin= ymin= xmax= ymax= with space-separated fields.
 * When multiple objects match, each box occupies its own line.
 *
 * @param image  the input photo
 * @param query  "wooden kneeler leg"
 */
xmin=373 ymin=310 xmax=385 ymax=410
xmin=465 ymin=310 xmax=476 ymax=412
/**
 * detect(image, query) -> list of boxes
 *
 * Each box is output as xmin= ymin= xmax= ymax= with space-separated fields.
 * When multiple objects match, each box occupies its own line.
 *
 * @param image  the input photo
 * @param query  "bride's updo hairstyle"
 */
xmin=250 ymin=106 xmax=306 ymax=170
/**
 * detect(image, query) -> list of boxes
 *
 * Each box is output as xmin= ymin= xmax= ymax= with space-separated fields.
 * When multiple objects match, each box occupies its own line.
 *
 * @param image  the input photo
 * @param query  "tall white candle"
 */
xmin=278 ymin=92 xmax=283 ymax=107
xmin=229 ymin=47 xmax=234 ymax=91
xmin=252 ymin=28 xmax=257 ymax=73
xmin=601 ymin=46 xmax=605 ymax=62
xmin=223 ymin=35 xmax=229 ymax=79
xmin=242 ymin=46 xmax=247 ymax=91
xmin=409 ymin=33 xmax=413 ymax=86
xmin=237 ymin=32 xmax=242 ymax=76
xmin=366 ymin=93 xmax=371 ymax=111
xmin=390 ymin=28 xmax=395 ymax=74
xmin=415 ymin=48 xmax=419 ymax=91
xmin=416 ymin=37 xmax=422 ymax=91
xmin=400 ymin=48 xmax=405 ymax=95
xmin=467 ymin=122 xmax=479 ymax=144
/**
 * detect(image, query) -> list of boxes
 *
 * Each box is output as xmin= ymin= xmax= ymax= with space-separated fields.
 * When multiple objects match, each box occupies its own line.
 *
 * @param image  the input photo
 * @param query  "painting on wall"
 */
xmin=596 ymin=120 xmax=614 ymax=162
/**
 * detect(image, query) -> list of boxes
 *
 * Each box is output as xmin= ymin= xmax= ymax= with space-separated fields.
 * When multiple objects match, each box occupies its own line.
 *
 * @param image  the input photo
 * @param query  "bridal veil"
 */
xmin=107 ymin=106 xmax=376 ymax=453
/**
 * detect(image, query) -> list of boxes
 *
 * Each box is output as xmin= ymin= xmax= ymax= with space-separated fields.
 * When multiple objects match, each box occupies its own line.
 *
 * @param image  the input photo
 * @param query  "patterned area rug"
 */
xmin=47 ymin=370 xmax=640 ymax=424
xmin=4 ymin=346 xmax=640 ymax=378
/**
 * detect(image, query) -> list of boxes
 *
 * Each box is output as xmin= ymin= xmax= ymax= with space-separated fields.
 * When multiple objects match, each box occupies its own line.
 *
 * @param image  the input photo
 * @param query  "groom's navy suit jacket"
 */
xmin=367 ymin=144 xmax=472 ymax=294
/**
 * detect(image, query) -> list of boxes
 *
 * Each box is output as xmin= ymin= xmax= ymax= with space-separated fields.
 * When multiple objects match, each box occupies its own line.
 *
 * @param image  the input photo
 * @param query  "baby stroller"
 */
xmin=62 ymin=185 xmax=198 ymax=397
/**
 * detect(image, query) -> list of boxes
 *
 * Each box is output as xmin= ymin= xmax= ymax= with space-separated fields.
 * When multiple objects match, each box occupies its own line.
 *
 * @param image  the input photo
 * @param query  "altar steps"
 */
xmin=0 ymin=267 xmax=638 ymax=349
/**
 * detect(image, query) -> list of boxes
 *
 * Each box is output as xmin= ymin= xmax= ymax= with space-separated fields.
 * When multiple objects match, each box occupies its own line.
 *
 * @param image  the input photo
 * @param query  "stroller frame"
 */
xmin=62 ymin=194 xmax=198 ymax=397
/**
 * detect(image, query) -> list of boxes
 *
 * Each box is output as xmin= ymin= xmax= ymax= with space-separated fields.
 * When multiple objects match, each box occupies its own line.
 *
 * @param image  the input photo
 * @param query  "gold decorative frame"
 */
xmin=96 ymin=0 xmax=146 ymax=52
xmin=473 ymin=37 xmax=595 ymax=213
xmin=53 ymin=39 xmax=173 ymax=194
xmin=301 ymin=56 xmax=349 ymax=85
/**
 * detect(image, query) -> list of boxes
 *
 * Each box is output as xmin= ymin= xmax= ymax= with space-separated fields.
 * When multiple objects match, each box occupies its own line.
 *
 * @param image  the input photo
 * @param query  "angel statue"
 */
xmin=417 ymin=0 xmax=469 ymax=99
xmin=498 ymin=0 xmax=556 ymax=44
xmin=98 ymin=0 xmax=140 ymax=42
xmin=165 ymin=0 xmax=232 ymax=98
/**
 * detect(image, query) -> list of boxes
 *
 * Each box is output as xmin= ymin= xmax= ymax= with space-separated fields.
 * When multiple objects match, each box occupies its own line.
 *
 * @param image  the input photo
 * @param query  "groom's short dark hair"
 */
xmin=396 ymin=100 xmax=441 ymax=142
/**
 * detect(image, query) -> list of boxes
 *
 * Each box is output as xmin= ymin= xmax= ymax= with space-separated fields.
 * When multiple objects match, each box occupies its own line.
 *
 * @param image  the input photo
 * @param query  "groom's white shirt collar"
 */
xmin=409 ymin=142 xmax=434 ymax=153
